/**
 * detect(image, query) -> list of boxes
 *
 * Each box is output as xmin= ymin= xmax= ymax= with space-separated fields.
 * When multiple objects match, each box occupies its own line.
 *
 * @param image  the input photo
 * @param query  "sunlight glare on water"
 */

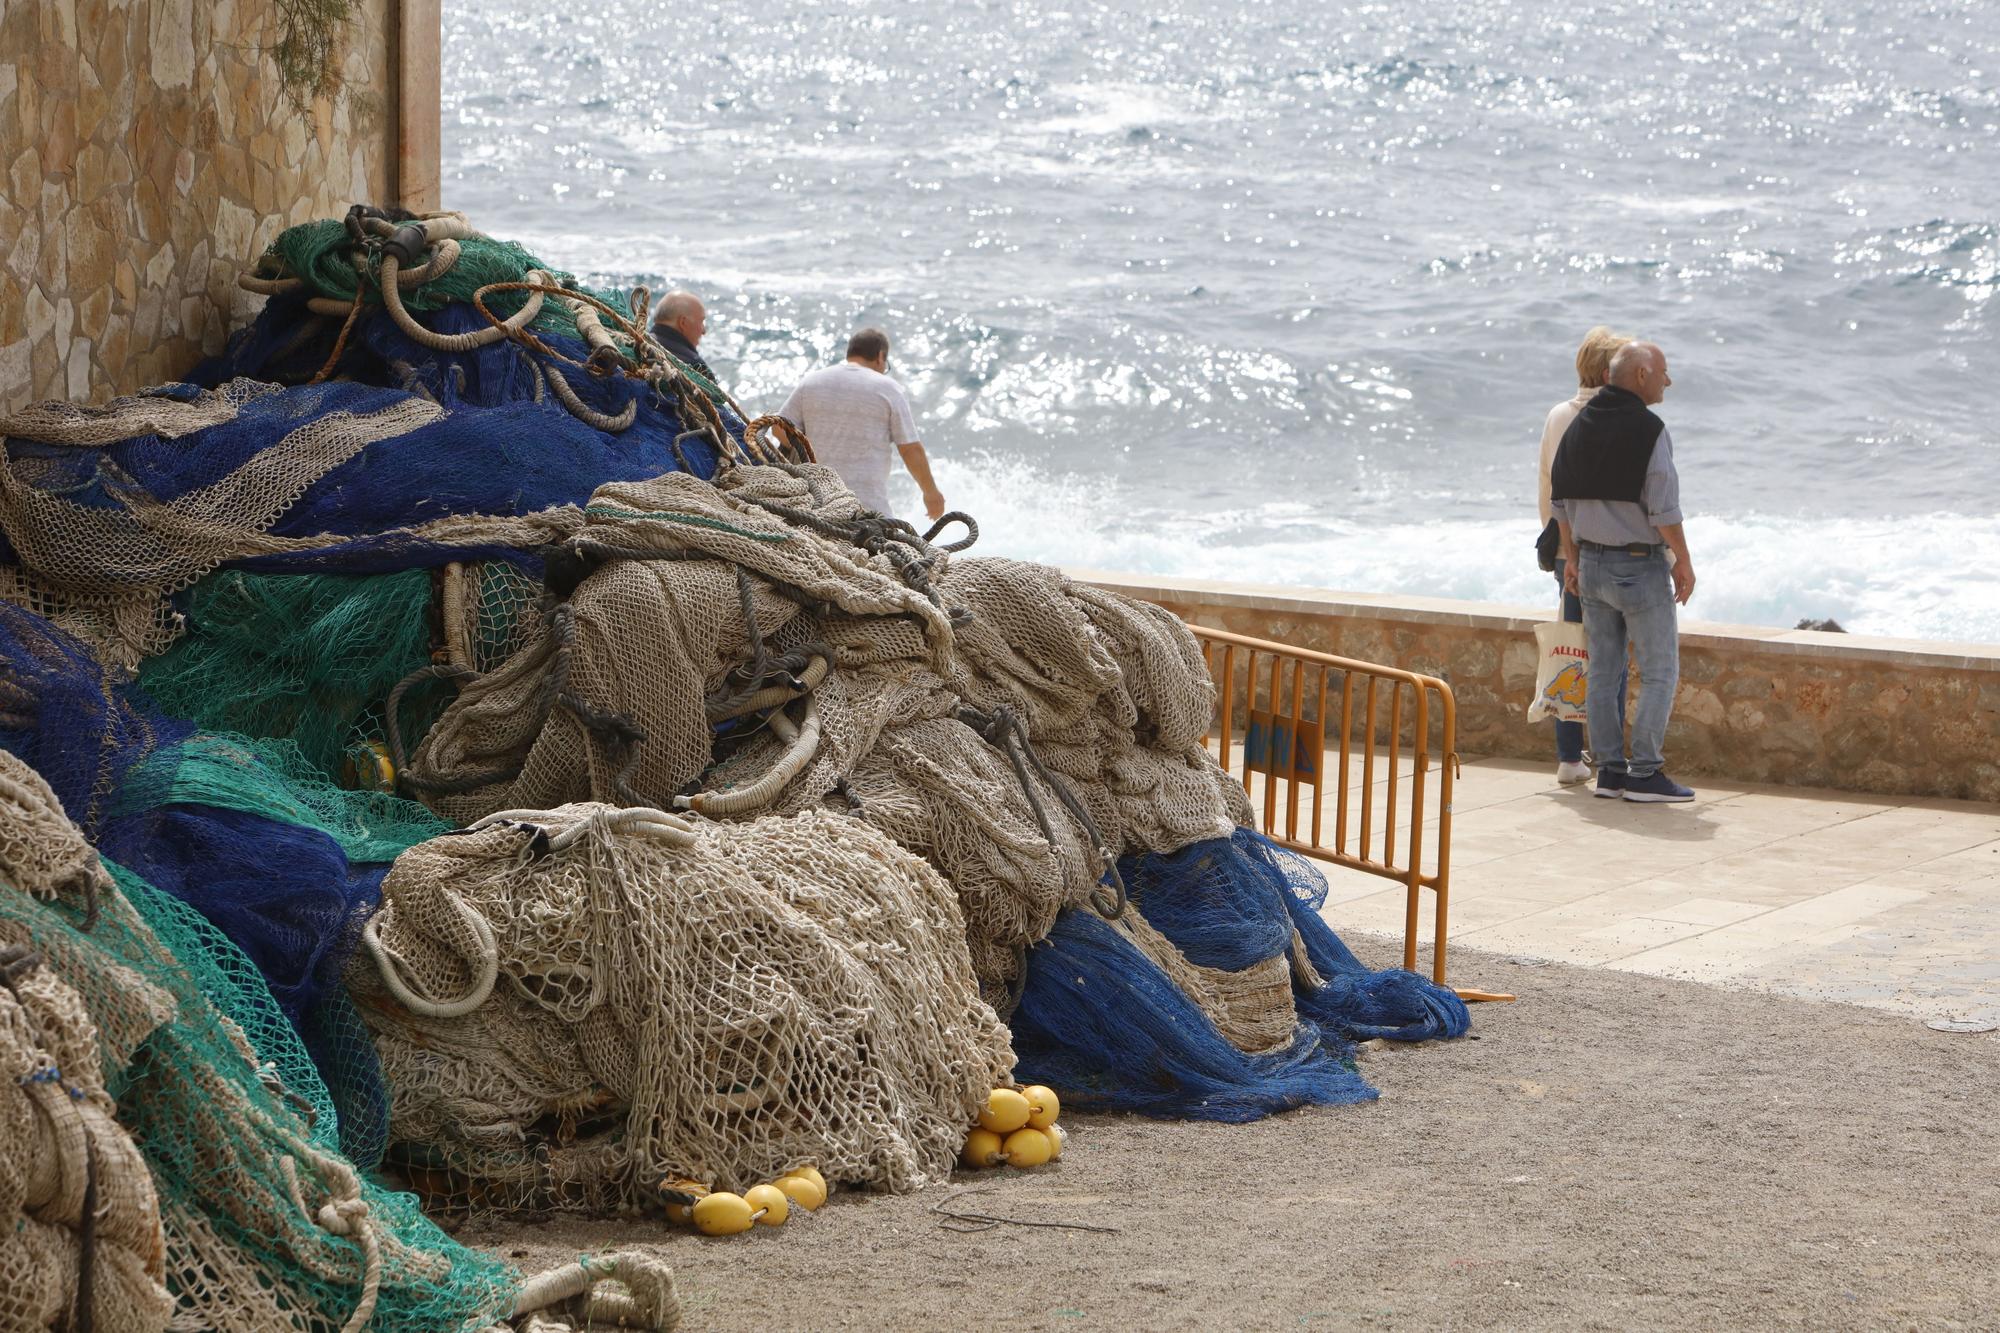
xmin=442 ymin=0 xmax=2000 ymax=640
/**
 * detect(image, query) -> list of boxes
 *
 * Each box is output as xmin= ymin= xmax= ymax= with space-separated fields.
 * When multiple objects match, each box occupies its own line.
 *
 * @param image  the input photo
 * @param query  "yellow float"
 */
xmin=961 ymin=1127 xmax=1006 ymax=1168
xmin=960 ymin=1086 xmax=1067 ymax=1169
xmin=692 ymin=1192 xmax=755 ymax=1236
xmin=977 ymin=1088 xmax=1032 ymax=1135
xmin=1001 ymin=1126 xmax=1052 ymax=1168
xmin=744 ymin=1183 xmax=790 ymax=1227
xmin=775 ymin=1173 xmax=825 ymax=1211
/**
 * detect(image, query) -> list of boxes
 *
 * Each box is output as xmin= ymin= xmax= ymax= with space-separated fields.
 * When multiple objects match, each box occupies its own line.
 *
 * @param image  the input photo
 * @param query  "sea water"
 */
xmin=442 ymin=0 xmax=1999 ymax=641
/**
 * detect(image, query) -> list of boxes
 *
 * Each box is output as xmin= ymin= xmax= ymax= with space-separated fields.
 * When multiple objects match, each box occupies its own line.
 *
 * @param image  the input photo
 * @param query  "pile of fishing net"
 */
xmin=0 ymin=202 xmax=1469 ymax=1305
xmin=0 ymin=746 xmax=680 ymax=1332
xmin=356 ymin=802 xmax=1012 ymax=1211
xmin=395 ymin=458 xmax=1469 ymax=1132
xmin=221 ymin=207 xmax=740 ymax=433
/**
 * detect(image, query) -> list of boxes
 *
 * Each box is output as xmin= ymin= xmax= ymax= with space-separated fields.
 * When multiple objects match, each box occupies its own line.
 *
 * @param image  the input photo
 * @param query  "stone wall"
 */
xmin=0 ymin=0 xmax=408 ymax=411
xmin=1076 ymin=570 xmax=2000 ymax=804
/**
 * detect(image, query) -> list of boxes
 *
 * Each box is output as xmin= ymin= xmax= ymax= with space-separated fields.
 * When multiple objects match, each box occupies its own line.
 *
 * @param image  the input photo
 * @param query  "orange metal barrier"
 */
xmin=1190 ymin=624 xmax=1512 ymax=1003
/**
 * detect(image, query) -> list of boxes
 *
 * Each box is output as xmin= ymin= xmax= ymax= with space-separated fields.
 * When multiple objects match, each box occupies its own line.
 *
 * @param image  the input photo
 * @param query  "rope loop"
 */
xmin=922 ymin=511 xmax=979 ymax=553
xmin=361 ymin=890 xmax=499 ymax=1018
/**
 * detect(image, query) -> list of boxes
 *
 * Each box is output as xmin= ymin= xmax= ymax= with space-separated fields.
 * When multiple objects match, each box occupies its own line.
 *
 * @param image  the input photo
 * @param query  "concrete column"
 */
xmin=396 ymin=0 xmax=442 ymax=211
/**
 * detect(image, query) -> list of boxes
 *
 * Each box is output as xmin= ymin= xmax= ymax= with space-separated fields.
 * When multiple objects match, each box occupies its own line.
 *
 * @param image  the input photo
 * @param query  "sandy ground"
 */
xmin=465 ymin=939 xmax=2000 ymax=1331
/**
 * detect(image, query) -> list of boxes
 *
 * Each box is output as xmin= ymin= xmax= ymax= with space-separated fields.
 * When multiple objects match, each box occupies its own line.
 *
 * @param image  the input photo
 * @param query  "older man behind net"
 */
xmin=651 ymin=289 xmax=722 ymax=390
xmin=1551 ymin=341 xmax=1700 ymax=804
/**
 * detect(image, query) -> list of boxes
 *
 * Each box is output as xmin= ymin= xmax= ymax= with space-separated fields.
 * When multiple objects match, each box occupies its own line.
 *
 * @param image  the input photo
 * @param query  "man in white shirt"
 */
xmin=778 ymin=329 xmax=945 ymax=520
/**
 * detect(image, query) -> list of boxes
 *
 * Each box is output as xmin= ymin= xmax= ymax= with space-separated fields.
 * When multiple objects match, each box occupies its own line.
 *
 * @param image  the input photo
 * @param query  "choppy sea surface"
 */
xmin=441 ymin=0 xmax=2000 ymax=641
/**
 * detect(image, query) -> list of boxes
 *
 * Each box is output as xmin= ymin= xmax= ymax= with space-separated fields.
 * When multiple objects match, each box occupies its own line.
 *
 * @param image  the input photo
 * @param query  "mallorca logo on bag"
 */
xmin=1542 ymin=661 xmax=1587 ymax=707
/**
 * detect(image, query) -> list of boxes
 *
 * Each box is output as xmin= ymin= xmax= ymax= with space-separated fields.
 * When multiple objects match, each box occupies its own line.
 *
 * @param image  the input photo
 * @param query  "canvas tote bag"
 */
xmin=1526 ymin=619 xmax=1589 ymax=724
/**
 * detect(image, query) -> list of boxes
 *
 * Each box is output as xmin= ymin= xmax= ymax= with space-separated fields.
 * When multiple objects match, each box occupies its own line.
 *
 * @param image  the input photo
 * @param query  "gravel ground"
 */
xmin=467 ymin=941 xmax=2000 ymax=1331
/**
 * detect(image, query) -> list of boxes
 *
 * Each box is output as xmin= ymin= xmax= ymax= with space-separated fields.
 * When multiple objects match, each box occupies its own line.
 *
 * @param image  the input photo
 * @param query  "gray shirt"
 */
xmin=1551 ymin=426 xmax=1684 ymax=546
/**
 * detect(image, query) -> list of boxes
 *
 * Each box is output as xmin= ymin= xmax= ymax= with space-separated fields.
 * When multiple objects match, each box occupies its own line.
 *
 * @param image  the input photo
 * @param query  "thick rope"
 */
xmin=706 ymin=653 xmax=829 ymax=723
xmin=541 ymin=361 xmax=639 ymax=433
xmin=308 ymin=289 xmax=367 ymax=385
xmin=505 ymin=1250 xmax=680 ymax=1331
xmin=381 ymin=255 xmax=547 ymax=351
xmin=676 ymin=696 xmax=822 ymax=816
xmin=279 ymin=1153 xmax=384 ymax=1333
xmin=385 ymin=662 xmax=480 ymax=782
xmin=471 ymin=805 xmax=698 ymax=852
xmin=741 ymin=414 xmax=818 ymax=465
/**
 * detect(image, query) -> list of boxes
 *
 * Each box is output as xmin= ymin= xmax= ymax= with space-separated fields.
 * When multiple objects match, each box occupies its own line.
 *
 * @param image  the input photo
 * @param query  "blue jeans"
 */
xmin=1553 ymin=558 xmax=1626 ymax=764
xmin=1579 ymin=546 xmax=1679 ymax=779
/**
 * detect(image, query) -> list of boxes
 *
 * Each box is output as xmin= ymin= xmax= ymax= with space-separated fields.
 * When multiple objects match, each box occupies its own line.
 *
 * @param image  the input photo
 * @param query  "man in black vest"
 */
xmin=1551 ymin=341 xmax=1699 ymax=803
xmin=651 ymin=290 xmax=723 ymax=391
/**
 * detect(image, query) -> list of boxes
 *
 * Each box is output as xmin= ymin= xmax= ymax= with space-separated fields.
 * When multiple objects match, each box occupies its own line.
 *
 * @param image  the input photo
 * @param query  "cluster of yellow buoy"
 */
xmin=961 ymin=1085 xmax=1065 ymax=1170
xmin=663 ymin=1166 xmax=831 ymax=1237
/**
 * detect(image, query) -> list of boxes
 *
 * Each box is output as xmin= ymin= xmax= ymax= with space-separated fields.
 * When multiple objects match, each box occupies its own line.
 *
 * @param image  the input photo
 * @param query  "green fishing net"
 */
xmin=137 ymin=569 xmax=451 ymax=785
xmin=0 ymin=854 xmax=520 ymax=1330
xmin=264 ymin=219 xmax=635 ymax=341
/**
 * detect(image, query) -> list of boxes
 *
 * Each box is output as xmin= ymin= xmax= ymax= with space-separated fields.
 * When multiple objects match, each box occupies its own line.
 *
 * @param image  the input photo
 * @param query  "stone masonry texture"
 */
xmin=0 ymin=0 xmax=398 ymax=412
xmin=1120 ymin=588 xmax=2000 ymax=805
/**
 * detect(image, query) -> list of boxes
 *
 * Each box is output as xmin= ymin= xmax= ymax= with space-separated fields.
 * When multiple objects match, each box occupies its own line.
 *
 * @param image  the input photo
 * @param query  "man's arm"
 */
xmin=1643 ymin=430 xmax=1693 ymax=604
xmin=1556 ymin=502 xmax=1580 ymax=595
xmin=897 ymin=441 xmax=945 ymax=521
xmin=1658 ymin=522 xmax=1695 ymax=604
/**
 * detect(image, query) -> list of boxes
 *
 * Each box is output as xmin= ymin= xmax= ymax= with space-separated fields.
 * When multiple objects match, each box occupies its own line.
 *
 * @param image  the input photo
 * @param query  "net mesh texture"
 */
xmin=0 ymin=208 xmax=1470 ymax=1319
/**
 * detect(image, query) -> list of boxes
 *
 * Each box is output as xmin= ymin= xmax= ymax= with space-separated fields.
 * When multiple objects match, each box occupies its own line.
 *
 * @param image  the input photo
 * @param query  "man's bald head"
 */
xmin=1608 ymin=341 xmax=1671 ymax=406
xmin=654 ymin=290 xmax=707 ymax=348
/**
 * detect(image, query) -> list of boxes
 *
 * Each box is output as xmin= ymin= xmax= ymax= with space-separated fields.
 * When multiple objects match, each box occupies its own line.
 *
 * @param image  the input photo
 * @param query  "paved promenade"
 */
xmin=1315 ymin=757 xmax=2000 ymax=1028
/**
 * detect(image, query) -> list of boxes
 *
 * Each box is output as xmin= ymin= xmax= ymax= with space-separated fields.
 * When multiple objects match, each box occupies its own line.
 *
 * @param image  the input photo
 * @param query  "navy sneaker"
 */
xmin=1593 ymin=770 xmax=1626 ymax=799
xmin=1622 ymin=771 xmax=1695 ymax=803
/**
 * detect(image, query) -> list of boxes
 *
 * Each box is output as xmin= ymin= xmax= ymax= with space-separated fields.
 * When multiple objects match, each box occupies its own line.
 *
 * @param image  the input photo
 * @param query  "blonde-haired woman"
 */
xmin=1537 ymin=326 xmax=1630 ymax=784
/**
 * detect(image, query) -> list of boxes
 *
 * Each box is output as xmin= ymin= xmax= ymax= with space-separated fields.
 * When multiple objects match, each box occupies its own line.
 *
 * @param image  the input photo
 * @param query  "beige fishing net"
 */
xmin=354 ymin=802 xmax=1013 ymax=1212
xmin=406 ymin=462 xmax=1249 ymax=1002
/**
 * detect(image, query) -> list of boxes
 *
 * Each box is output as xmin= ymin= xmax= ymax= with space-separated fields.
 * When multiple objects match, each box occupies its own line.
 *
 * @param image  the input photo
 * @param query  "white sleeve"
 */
xmin=777 ymin=383 xmax=805 ymax=427
xmin=886 ymin=382 xmax=920 ymax=445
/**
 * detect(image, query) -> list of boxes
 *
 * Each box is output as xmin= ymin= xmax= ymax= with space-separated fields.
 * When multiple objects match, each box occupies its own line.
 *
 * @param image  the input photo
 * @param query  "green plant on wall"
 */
xmin=273 ymin=0 xmax=355 ymax=116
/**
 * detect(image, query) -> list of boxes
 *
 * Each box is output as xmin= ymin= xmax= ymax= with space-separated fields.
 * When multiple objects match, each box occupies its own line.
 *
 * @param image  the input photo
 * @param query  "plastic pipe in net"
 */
xmin=359 ymin=888 xmax=499 ymax=1019
xmin=470 ymin=805 xmax=698 ymax=852
xmin=675 ymin=696 xmax=823 ymax=817
xmin=378 ymin=254 xmax=546 ymax=352
xmin=708 ymin=654 xmax=830 ymax=723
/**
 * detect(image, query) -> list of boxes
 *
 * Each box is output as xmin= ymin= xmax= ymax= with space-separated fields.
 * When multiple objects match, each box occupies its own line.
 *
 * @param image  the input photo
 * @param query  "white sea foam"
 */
xmin=897 ymin=452 xmax=2000 ymax=646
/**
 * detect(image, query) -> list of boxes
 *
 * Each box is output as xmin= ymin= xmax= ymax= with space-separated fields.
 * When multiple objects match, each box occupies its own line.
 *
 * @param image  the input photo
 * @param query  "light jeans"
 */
xmin=1578 ymin=546 xmax=1679 ymax=779
xmin=1550 ymin=558 xmax=1627 ymax=764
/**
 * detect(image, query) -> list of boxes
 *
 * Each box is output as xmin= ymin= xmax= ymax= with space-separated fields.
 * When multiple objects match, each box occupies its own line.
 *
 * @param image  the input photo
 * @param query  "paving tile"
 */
xmin=1282 ymin=756 xmax=1999 ymax=1026
xmin=1613 ymin=885 xmax=1931 ymax=977
xmin=1639 ymin=895 xmax=1770 ymax=927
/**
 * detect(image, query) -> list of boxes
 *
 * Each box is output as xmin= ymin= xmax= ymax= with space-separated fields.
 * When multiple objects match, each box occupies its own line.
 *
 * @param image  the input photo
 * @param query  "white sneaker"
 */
xmin=1555 ymin=760 xmax=1591 ymax=785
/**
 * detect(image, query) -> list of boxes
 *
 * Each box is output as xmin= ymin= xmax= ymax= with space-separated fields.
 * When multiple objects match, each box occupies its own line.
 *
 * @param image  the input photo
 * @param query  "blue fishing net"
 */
xmin=1137 ymin=828 xmax=1472 ymax=1044
xmin=194 ymin=296 xmax=736 ymax=471
xmin=0 ymin=601 xmax=433 ymax=1163
xmin=1011 ymin=828 xmax=1468 ymax=1121
xmin=2 ymin=373 xmax=722 ymax=575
